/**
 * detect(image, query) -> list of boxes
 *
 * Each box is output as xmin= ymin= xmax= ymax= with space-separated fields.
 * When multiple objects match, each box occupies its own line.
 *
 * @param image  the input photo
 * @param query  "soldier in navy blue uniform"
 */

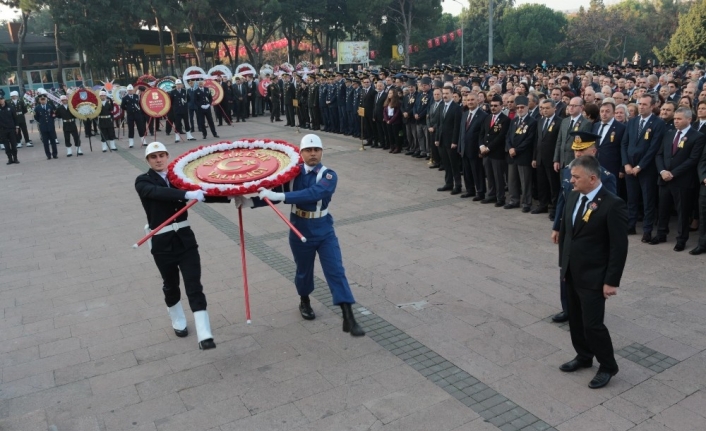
xmin=194 ymin=80 xmax=219 ymax=139
xmin=243 ymin=134 xmax=364 ymax=337
xmin=187 ymin=81 xmax=198 ymax=132
xmin=326 ymin=76 xmax=339 ymax=133
xmin=121 ymin=85 xmax=146 ymax=148
xmin=98 ymin=91 xmax=117 ymax=152
xmin=551 ymin=131 xmax=617 ymax=323
xmin=169 ymin=79 xmax=196 ymax=142
xmin=318 ymin=75 xmax=328 ymax=131
xmin=348 ymin=79 xmax=361 ymax=137
xmin=0 ymin=93 xmax=19 ymax=164
xmin=337 ymin=73 xmax=347 ymax=134
xmin=33 ymin=93 xmax=59 ymax=159
xmin=135 ymin=142 xmax=227 ymax=350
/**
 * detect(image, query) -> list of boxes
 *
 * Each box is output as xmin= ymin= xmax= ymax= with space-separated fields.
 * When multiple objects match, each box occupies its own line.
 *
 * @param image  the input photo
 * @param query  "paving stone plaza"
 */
xmin=1 ymin=117 xmax=705 ymax=431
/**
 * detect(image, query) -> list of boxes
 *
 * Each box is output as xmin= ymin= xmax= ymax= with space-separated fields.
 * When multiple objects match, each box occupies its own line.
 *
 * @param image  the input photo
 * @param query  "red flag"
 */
xmin=435 ymin=38 xmax=440 ymax=46
xmin=457 ymin=28 xmax=462 ymax=37
xmin=442 ymin=35 xmax=448 ymax=44
xmin=427 ymin=39 xmax=433 ymax=49
xmin=408 ymin=45 xmax=413 ymax=54
xmin=370 ymin=50 xmax=376 ymax=59
xmin=449 ymin=32 xmax=455 ymax=41
xmin=413 ymin=45 xmax=419 ymax=53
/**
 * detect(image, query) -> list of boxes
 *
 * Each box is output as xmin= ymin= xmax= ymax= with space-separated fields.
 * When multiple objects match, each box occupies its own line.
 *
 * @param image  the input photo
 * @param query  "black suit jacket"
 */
xmin=505 ymin=115 xmax=538 ymax=166
xmin=459 ymin=108 xmax=487 ymax=158
xmin=621 ymin=114 xmax=666 ymax=170
xmin=373 ymin=91 xmax=386 ymax=120
xmin=479 ymin=112 xmax=511 ymax=160
xmin=655 ymin=127 xmax=706 ymax=188
xmin=559 ymin=186 xmax=628 ymax=290
xmin=435 ymin=101 xmax=461 ymax=147
xmin=534 ymin=115 xmax=561 ymax=167
xmin=592 ymin=120 xmax=626 ymax=176
xmin=362 ymin=87 xmax=375 ymax=119
xmin=692 ymin=120 xmax=706 ymax=134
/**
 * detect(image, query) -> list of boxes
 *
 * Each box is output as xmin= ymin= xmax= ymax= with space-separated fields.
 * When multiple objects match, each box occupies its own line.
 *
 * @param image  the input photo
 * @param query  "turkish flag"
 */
xmin=442 ymin=35 xmax=448 ymax=44
xmin=449 ymin=32 xmax=455 ymax=41
xmin=435 ymin=38 xmax=440 ymax=46
xmin=370 ymin=50 xmax=376 ymax=59
xmin=427 ymin=39 xmax=433 ymax=49
xmin=457 ymin=29 xmax=462 ymax=37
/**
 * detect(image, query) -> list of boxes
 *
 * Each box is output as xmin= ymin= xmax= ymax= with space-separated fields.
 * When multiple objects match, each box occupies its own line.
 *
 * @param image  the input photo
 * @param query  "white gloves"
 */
xmin=258 ymin=187 xmax=285 ymax=201
xmin=185 ymin=190 xmax=206 ymax=202
xmin=200 ymin=104 xmax=210 ymax=110
xmin=232 ymin=196 xmax=253 ymax=208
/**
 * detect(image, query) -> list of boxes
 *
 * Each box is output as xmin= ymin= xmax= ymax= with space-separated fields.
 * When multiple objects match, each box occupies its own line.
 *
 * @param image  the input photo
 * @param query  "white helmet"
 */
xmin=126 ymin=84 xmax=134 ymax=90
xmin=36 ymin=88 xmax=46 ymax=94
xmin=145 ymin=142 xmax=168 ymax=158
xmin=175 ymin=79 xmax=183 ymax=85
xmin=300 ymin=134 xmax=323 ymax=151
xmin=99 ymin=90 xmax=107 ymax=96
xmin=10 ymin=91 xmax=18 ymax=97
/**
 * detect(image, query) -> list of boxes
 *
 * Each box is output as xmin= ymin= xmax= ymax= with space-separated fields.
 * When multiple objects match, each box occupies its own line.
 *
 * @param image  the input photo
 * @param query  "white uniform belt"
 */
xmin=291 ymin=208 xmax=328 ymax=219
xmin=153 ymin=220 xmax=190 ymax=235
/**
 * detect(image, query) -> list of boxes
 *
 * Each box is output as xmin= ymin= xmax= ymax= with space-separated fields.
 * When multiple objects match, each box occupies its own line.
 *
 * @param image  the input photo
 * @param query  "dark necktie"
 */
xmin=466 ymin=111 xmax=472 ymax=128
xmin=543 ymin=118 xmax=549 ymax=134
xmin=639 ymin=118 xmax=645 ymax=134
xmin=574 ymin=196 xmax=589 ymax=232
xmin=569 ymin=119 xmax=575 ymax=131
xmin=672 ymin=131 xmax=681 ymax=155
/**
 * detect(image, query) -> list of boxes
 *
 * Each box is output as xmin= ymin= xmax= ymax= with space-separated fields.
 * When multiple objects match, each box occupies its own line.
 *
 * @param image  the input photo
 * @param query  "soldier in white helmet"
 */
xmin=98 ymin=90 xmax=117 ymax=152
xmin=121 ymin=84 xmax=147 ymax=147
xmin=168 ymin=79 xmax=196 ymax=142
xmin=135 ymin=142 xmax=229 ymax=349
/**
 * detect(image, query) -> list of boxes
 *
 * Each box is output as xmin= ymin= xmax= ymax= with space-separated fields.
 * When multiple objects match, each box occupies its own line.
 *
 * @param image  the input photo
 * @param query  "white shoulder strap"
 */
xmin=315 ymin=166 xmax=328 ymax=213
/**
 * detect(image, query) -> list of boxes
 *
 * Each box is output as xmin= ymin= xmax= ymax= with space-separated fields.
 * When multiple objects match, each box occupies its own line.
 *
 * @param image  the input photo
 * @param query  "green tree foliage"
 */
xmin=495 ymin=4 xmax=566 ymax=64
xmin=460 ymin=0 xmax=514 ymax=65
xmin=656 ymin=0 xmax=706 ymax=62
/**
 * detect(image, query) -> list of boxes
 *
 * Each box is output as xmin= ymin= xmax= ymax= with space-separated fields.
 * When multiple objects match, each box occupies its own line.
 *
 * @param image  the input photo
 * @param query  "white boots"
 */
xmin=129 ymin=138 xmax=134 ymax=148
xmin=109 ymin=140 xmax=117 ymax=151
xmin=194 ymin=310 xmax=216 ymax=350
xmin=186 ymin=131 xmax=195 ymax=141
xmin=0 ymin=144 xmax=4 ymax=150
xmin=77 ymin=147 xmax=83 ymax=156
xmin=16 ymin=141 xmax=22 ymax=148
xmin=175 ymin=134 xmax=181 ymax=143
xmin=101 ymin=142 xmax=108 ymax=152
xmin=66 ymin=147 xmax=72 ymax=157
xmin=167 ymin=301 xmax=188 ymax=337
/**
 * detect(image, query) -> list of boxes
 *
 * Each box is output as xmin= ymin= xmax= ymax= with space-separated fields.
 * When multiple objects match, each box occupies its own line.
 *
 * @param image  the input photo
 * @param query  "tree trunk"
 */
xmin=154 ymin=13 xmax=168 ymax=76
xmin=404 ymin=5 xmax=412 ymax=66
xmin=54 ymin=22 xmax=64 ymax=85
xmin=16 ymin=10 xmax=30 ymax=90
xmin=187 ymin=24 xmax=205 ymax=66
xmin=170 ymin=28 xmax=179 ymax=76
xmin=222 ymin=39 xmax=234 ymax=68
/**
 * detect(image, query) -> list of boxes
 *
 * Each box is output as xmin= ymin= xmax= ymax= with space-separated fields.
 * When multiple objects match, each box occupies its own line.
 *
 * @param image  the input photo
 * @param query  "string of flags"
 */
xmin=427 ymin=29 xmax=463 ymax=49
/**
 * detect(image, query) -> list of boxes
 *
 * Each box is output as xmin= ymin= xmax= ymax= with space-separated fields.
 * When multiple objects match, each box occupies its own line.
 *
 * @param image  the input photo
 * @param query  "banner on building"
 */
xmin=337 ymin=41 xmax=370 ymax=64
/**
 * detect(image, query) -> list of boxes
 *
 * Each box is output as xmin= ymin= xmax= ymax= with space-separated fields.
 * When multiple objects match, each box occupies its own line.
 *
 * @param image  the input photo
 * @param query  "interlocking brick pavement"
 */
xmin=1 ymin=115 xmax=706 ymax=430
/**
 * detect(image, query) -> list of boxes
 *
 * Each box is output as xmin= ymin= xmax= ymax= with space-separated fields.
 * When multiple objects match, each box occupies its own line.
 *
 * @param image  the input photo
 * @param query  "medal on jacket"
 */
xmin=583 ymin=201 xmax=599 ymax=223
xmin=610 ymin=131 xmax=615 ymax=142
xmin=645 ymin=128 xmax=651 ymax=139
xmin=574 ymin=121 xmax=580 ymax=131
xmin=422 ymin=96 xmax=428 ymax=105
xmin=549 ymin=122 xmax=554 ymax=132
xmin=409 ymin=97 xmax=415 ymax=104
xmin=678 ymin=136 xmax=687 ymax=149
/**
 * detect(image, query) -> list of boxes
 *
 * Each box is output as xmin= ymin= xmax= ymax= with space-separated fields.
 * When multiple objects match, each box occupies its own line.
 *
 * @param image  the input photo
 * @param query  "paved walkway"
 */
xmin=1 ymin=116 xmax=705 ymax=431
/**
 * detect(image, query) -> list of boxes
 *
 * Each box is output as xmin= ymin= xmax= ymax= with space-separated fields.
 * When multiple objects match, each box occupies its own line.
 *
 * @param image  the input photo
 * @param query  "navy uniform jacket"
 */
xmin=33 ymin=103 xmax=56 ymax=132
xmin=318 ymin=83 xmax=328 ymax=107
xmin=170 ymin=88 xmax=189 ymax=114
xmin=254 ymin=163 xmax=338 ymax=239
xmin=552 ymin=166 xmax=617 ymax=231
xmin=621 ymin=114 xmax=666 ymax=171
xmin=337 ymin=81 xmax=347 ymax=106
xmin=403 ymin=91 xmax=417 ymax=124
xmin=194 ymin=88 xmax=213 ymax=108
xmin=0 ymin=103 xmax=17 ymax=129
xmin=121 ymin=94 xmax=143 ymax=116
xmin=346 ymin=86 xmax=357 ymax=113
xmin=592 ymin=120 xmax=626 ymax=176
xmin=326 ymin=83 xmax=337 ymax=107
xmin=413 ymin=89 xmax=432 ymax=124
xmin=505 ymin=115 xmax=538 ymax=166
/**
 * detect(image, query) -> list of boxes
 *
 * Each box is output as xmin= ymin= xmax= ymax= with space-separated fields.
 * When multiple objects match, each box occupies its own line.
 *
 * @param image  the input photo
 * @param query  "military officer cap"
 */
xmin=10 ymin=91 xmax=18 ymax=97
xmin=514 ymin=95 xmax=529 ymax=106
xmin=570 ymin=131 xmax=600 ymax=151
xmin=408 ymin=78 xmax=417 ymax=86
xmin=420 ymin=77 xmax=432 ymax=85
xmin=433 ymin=80 xmax=444 ymax=89
xmin=490 ymin=94 xmax=503 ymax=103
xmin=0 ymin=93 xmax=3 ymax=100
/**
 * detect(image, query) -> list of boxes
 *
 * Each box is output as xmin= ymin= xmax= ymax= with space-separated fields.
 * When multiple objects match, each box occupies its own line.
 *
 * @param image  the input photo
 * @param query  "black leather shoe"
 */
xmin=559 ymin=359 xmax=593 ymax=372
xmin=641 ymin=233 xmax=652 ymax=243
xmin=504 ymin=203 xmax=520 ymax=209
xmin=299 ymin=300 xmax=316 ymax=320
xmin=648 ymin=236 xmax=666 ymax=245
xmin=198 ymin=339 xmax=216 ymax=350
xmin=428 ymin=164 xmax=440 ymax=169
xmin=340 ymin=303 xmax=365 ymax=337
xmin=689 ymin=246 xmax=706 ymax=255
xmin=481 ymin=198 xmax=496 ymax=204
xmin=494 ymin=201 xmax=506 ymax=207
xmin=674 ymin=243 xmax=686 ymax=252
xmin=405 ymin=151 xmax=414 ymax=155
xmin=627 ymin=227 xmax=637 ymax=235
xmin=588 ymin=369 xmax=618 ymax=389
xmin=552 ymin=311 xmax=568 ymax=322
xmin=450 ymin=188 xmax=462 ymax=195
xmin=531 ymin=206 xmax=548 ymax=214
xmin=549 ymin=212 xmax=556 ymax=221
xmin=174 ymin=327 xmax=188 ymax=338
xmin=460 ymin=193 xmax=475 ymax=198
xmin=522 ymin=206 xmax=531 ymax=213
xmin=472 ymin=195 xmax=484 ymax=202
xmin=437 ymin=185 xmax=453 ymax=192
xmin=213 ymin=135 xmax=219 ymax=138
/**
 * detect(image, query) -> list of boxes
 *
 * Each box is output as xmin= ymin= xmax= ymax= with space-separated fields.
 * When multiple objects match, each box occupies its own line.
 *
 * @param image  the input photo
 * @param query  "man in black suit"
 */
xmin=135 ymin=142 xmax=226 ymax=350
xmin=691 ymin=136 xmax=706 ymax=255
xmin=550 ymin=88 xmax=567 ymax=119
xmin=505 ymin=95 xmax=538 ymax=211
xmin=652 ymin=107 xmax=706 ymax=251
xmin=459 ymin=92 xmax=487 ymax=199
xmin=480 ymin=94 xmax=512 ymax=206
xmin=434 ymin=86 xmax=463 ymax=194
xmin=557 ymin=155 xmax=628 ymax=389
xmin=233 ymin=76 xmax=248 ymax=123
xmin=621 ymin=94 xmax=666 ymax=242
xmin=694 ymin=100 xmax=706 ymax=134
xmin=527 ymin=93 xmax=541 ymax=121
xmin=361 ymin=77 xmax=375 ymax=145
xmin=426 ymin=87 xmax=443 ymax=168
xmin=592 ymin=102 xmax=626 ymax=200
xmin=283 ymin=73 xmax=296 ymax=127
xmin=372 ymin=81 xmax=387 ymax=149
xmin=532 ymin=99 xmax=561 ymax=217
